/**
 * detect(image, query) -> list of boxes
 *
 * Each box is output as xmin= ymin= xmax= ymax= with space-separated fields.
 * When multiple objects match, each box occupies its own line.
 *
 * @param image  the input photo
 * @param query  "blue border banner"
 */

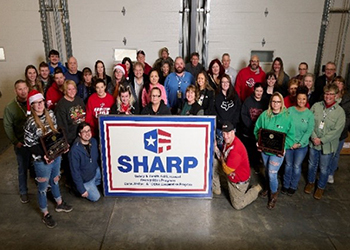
xmin=99 ymin=115 xmax=215 ymax=198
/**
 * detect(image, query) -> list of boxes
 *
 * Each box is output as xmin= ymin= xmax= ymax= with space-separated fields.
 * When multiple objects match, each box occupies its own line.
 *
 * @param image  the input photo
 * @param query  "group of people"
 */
xmin=3 ymin=47 xmax=349 ymax=228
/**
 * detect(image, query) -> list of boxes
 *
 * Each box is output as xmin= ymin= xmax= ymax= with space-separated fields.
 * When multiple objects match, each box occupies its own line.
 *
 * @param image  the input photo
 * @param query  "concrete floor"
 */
xmin=1 ymin=144 xmax=350 ymax=250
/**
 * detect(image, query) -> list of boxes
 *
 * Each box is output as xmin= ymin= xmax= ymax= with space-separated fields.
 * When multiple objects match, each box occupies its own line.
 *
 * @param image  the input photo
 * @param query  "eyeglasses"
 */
xmin=81 ymin=129 xmax=91 ymax=134
xmin=324 ymin=92 xmax=336 ymax=96
xmin=152 ymin=95 xmax=161 ymax=98
xmin=272 ymin=100 xmax=282 ymax=104
xmin=325 ymin=68 xmax=336 ymax=71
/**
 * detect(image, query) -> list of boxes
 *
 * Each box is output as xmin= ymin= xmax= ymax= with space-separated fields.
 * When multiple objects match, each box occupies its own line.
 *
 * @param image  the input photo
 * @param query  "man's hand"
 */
xmin=312 ymin=138 xmax=321 ymax=146
xmin=15 ymin=142 xmax=23 ymax=148
xmin=82 ymin=191 xmax=88 ymax=198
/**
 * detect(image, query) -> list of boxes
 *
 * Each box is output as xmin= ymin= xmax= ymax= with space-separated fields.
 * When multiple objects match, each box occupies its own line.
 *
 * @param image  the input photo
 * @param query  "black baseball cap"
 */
xmin=222 ymin=122 xmax=235 ymax=132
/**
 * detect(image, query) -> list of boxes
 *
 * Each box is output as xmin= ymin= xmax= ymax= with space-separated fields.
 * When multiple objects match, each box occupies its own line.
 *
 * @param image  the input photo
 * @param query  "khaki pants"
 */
xmin=227 ymin=180 xmax=259 ymax=210
xmin=213 ymin=158 xmax=259 ymax=210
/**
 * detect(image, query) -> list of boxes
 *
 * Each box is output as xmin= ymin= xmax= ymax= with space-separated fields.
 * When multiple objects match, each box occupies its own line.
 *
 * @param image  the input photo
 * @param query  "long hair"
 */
xmin=333 ymin=76 xmax=346 ymax=97
xmin=196 ymin=70 xmax=214 ymax=91
xmin=94 ymin=60 xmax=106 ymax=79
xmin=207 ymin=59 xmax=225 ymax=77
xmin=219 ymin=74 xmax=237 ymax=101
xmin=122 ymin=57 xmax=134 ymax=75
xmin=271 ymin=57 xmax=285 ymax=87
xmin=266 ymin=92 xmax=286 ymax=118
xmin=112 ymin=68 xmax=127 ymax=99
xmin=25 ymin=65 xmax=44 ymax=93
xmin=144 ymin=68 xmax=159 ymax=93
xmin=31 ymin=108 xmax=58 ymax=134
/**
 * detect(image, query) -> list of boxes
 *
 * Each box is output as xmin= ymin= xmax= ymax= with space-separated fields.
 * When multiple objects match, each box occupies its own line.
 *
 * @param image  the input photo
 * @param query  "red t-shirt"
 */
xmin=85 ymin=93 xmax=115 ymax=137
xmin=223 ymin=136 xmax=250 ymax=183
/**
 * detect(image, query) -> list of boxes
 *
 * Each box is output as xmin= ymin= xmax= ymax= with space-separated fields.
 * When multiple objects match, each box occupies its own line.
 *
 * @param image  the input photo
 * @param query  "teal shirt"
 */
xmin=254 ymin=108 xmax=295 ymax=155
xmin=288 ymin=106 xmax=314 ymax=148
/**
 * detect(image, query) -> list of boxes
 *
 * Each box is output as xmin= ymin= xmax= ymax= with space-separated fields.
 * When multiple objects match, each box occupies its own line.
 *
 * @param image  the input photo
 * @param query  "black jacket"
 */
xmin=214 ymin=91 xmax=241 ymax=129
xmin=141 ymin=100 xmax=171 ymax=115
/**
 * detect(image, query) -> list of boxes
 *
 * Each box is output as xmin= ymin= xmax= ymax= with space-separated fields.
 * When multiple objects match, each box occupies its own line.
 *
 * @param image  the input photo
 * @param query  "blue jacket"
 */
xmin=69 ymin=137 xmax=100 ymax=194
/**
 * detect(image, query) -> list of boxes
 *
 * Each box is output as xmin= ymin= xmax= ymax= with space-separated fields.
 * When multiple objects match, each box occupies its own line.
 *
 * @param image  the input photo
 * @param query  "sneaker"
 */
xmin=20 ymin=194 xmax=29 ymax=204
xmin=55 ymin=201 xmax=73 ymax=213
xmin=42 ymin=213 xmax=57 ymax=229
xmin=287 ymin=188 xmax=296 ymax=196
xmin=280 ymin=187 xmax=288 ymax=195
xmin=327 ymin=175 xmax=334 ymax=184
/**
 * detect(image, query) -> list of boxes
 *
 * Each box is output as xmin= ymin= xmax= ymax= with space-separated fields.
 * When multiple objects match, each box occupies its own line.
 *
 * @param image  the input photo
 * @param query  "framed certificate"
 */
xmin=258 ymin=128 xmax=286 ymax=155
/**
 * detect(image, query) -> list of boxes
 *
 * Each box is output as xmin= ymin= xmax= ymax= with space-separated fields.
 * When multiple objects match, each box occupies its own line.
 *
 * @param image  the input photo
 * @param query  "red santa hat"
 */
xmin=113 ymin=63 xmax=128 ymax=79
xmin=27 ymin=89 xmax=44 ymax=115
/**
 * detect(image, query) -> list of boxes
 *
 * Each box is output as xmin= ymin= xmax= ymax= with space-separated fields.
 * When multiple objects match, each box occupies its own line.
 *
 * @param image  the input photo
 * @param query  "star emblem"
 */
xmin=146 ymin=136 xmax=156 ymax=146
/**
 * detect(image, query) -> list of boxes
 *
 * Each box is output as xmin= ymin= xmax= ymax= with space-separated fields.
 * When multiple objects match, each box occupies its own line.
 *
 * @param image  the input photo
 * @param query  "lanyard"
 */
xmin=322 ymin=105 xmax=335 ymax=121
xmin=176 ymin=74 xmax=183 ymax=91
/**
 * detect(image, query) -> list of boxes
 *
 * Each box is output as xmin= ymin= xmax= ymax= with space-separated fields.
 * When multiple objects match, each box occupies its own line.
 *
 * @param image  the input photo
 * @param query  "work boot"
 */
xmin=304 ymin=183 xmax=315 ymax=194
xmin=313 ymin=188 xmax=324 ymax=200
xmin=259 ymin=189 xmax=268 ymax=198
xmin=267 ymin=192 xmax=278 ymax=210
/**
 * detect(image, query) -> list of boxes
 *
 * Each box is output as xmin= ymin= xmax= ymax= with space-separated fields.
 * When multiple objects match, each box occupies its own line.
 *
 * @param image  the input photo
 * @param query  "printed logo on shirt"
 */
xmin=246 ymin=78 xmax=255 ymax=88
xmin=220 ymin=100 xmax=234 ymax=111
xmin=94 ymin=103 xmax=110 ymax=118
xmin=69 ymin=105 xmax=85 ymax=124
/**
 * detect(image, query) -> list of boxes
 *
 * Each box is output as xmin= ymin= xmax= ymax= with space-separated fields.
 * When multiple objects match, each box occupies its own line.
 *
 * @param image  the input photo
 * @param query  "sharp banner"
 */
xmin=99 ymin=115 xmax=215 ymax=198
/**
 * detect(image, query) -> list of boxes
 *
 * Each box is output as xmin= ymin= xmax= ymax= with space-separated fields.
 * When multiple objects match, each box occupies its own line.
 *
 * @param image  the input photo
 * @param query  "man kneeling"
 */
xmin=69 ymin=122 xmax=101 ymax=202
xmin=213 ymin=122 xmax=261 ymax=210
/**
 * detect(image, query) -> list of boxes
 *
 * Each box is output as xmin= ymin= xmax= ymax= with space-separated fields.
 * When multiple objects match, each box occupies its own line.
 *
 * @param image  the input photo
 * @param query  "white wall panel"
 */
xmin=208 ymin=0 xmax=323 ymax=76
xmin=0 ymin=1 xmax=44 ymax=117
xmin=68 ymin=0 xmax=180 ymax=75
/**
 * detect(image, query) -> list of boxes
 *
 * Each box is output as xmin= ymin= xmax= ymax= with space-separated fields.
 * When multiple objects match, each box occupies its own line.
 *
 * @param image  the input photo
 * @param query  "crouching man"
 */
xmin=213 ymin=121 xmax=261 ymax=210
xmin=69 ymin=122 xmax=101 ymax=202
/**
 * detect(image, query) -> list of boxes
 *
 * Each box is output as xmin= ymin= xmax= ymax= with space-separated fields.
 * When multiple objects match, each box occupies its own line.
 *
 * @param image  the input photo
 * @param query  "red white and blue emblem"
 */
xmin=144 ymin=129 xmax=171 ymax=154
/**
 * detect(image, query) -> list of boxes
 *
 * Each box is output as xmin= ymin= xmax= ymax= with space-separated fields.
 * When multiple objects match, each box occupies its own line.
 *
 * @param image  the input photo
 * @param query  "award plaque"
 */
xmin=40 ymin=128 xmax=69 ymax=161
xmin=258 ymin=128 xmax=286 ymax=155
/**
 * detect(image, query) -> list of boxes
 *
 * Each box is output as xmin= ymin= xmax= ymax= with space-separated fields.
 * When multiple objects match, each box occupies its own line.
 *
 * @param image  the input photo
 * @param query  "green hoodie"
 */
xmin=254 ymin=108 xmax=295 ymax=155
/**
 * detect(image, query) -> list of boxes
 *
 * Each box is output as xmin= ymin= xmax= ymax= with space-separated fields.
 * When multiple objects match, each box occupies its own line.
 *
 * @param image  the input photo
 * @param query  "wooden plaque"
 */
xmin=258 ymin=128 xmax=286 ymax=155
xmin=40 ymin=128 xmax=69 ymax=161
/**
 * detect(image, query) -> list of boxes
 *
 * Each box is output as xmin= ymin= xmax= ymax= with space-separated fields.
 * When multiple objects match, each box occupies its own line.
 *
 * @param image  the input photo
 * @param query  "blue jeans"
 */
xmin=83 ymin=168 xmax=101 ymax=202
xmin=216 ymin=129 xmax=224 ymax=151
xmin=261 ymin=152 xmax=285 ymax=193
xmin=307 ymin=147 xmax=333 ymax=189
xmin=283 ymin=146 xmax=308 ymax=190
xmin=14 ymin=146 xmax=31 ymax=195
xmin=328 ymin=139 xmax=345 ymax=176
xmin=34 ymin=157 xmax=62 ymax=213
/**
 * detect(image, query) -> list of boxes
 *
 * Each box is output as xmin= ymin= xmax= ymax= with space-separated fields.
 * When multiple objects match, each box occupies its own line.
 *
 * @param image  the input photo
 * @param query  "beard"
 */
xmin=175 ymin=66 xmax=185 ymax=74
